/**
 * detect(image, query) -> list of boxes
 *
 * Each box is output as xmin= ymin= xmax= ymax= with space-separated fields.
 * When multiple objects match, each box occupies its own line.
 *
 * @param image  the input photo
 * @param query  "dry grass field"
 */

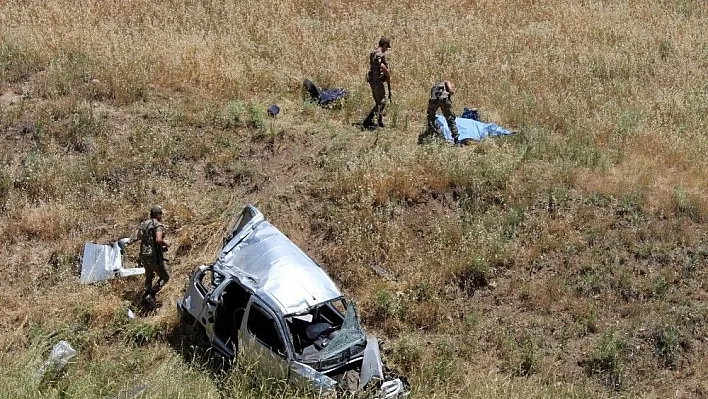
xmin=1 ymin=0 xmax=706 ymax=398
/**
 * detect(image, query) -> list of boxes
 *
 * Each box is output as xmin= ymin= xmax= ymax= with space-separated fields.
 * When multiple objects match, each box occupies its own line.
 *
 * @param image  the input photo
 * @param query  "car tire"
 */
xmin=179 ymin=311 xmax=196 ymax=335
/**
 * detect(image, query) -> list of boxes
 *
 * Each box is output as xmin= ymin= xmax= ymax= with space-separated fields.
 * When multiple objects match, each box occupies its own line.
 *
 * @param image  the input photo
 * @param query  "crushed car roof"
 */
xmin=216 ymin=218 xmax=342 ymax=315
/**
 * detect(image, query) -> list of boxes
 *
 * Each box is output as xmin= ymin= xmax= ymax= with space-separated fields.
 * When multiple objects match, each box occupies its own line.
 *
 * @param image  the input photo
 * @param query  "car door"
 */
xmin=180 ymin=265 xmax=224 ymax=328
xmin=200 ymin=269 xmax=229 ymax=340
xmin=238 ymin=297 xmax=290 ymax=381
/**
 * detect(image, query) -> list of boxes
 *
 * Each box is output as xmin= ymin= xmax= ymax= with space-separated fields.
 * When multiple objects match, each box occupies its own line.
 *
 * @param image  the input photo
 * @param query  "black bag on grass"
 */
xmin=303 ymin=78 xmax=348 ymax=107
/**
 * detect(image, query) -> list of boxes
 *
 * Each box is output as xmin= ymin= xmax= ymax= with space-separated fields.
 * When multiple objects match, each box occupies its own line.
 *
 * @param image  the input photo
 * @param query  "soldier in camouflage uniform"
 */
xmin=362 ymin=37 xmax=392 ymax=130
xmin=421 ymin=80 xmax=460 ymax=145
xmin=137 ymin=205 xmax=170 ymax=307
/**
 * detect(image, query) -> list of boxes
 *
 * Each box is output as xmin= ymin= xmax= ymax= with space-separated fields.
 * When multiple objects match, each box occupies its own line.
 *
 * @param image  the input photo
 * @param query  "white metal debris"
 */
xmin=80 ymin=238 xmax=144 ymax=284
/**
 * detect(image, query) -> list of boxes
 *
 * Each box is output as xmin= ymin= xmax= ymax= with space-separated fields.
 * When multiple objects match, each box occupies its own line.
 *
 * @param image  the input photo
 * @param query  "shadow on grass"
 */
xmin=161 ymin=322 xmax=304 ymax=398
xmin=163 ymin=319 xmax=234 ymax=386
xmin=119 ymin=288 xmax=164 ymax=318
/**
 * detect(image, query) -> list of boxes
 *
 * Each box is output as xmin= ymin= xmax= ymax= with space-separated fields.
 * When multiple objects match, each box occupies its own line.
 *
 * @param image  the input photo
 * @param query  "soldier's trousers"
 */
xmin=365 ymin=80 xmax=387 ymax=123
xmin=425 ymin=98 xmax=459 ymax=143
xmin=143 ymin=261 xmax=170 ymax=294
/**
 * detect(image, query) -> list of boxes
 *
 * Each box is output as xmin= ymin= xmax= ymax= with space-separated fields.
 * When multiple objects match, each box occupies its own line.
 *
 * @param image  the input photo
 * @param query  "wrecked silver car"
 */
xmin=177 ymin=205 xmax=407 ymax=398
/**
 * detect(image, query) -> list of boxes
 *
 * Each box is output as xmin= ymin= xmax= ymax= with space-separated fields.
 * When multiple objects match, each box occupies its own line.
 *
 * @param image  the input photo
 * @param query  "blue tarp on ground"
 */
xmin=436 ymin=115 xmax=514 ymax=143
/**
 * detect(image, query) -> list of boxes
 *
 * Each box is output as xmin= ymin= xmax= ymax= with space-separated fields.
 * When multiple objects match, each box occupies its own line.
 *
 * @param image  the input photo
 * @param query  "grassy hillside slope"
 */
xmin=1 ymin=0 xmax=706 ymax=397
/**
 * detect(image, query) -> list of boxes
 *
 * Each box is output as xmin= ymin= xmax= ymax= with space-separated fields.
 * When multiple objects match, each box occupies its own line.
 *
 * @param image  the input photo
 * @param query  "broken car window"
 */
xmin=196 ymin=269 xmax=221 ymax=296
xmin=223 ymin=207 xmax=256 ymax=246
xmin=316 ymin=302 xmax=365 ymax=356
xmin=295 ymin=302 xmax=365 ymax=364
xmin=319 ymin=299 xmax=346 ymax=325
xmin=286 ymin=299 xmax=347 ymax=355
xmin=331 ymin=299 xmax=347 ymax=316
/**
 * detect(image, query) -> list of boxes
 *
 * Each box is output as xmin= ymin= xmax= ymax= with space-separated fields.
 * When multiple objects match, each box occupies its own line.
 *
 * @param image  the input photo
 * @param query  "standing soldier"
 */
xmin=137 ymin=205 xmax=170 ymax=308
xmin=362 ymin=37 xmax=392 ymax=130
xmin=421 ymin=80 xmax=460 ymax=145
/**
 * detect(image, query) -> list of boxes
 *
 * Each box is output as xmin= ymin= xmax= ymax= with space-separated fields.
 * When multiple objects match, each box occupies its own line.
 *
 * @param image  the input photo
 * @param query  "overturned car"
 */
xmin=178 ymin=205 xmax=407 ymax=398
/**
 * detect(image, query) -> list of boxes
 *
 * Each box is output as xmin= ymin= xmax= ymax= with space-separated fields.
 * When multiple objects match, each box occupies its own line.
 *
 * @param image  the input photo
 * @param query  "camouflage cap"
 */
xmin=379 ymin=37 xmax=391 ymax=48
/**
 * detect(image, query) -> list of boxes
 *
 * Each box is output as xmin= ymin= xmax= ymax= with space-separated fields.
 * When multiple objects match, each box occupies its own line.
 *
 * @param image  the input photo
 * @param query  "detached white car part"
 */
xmin=177 ymin=205 xmax=407 ymax=398
xmin=80 ymin=238 xmax=144 ymax=284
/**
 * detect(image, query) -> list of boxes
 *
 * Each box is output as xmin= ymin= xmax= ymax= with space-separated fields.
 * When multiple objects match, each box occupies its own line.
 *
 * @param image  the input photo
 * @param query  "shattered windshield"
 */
xmin=299 ymin=302 xmax=365 ymax=362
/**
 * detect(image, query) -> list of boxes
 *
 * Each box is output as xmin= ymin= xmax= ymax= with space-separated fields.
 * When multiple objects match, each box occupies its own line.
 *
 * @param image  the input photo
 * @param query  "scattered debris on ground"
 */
xmin=37 ymin=340 xmax=77 ymax=383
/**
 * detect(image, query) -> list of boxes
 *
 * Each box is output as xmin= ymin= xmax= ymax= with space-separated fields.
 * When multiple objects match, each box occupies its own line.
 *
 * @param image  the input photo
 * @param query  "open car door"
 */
xmin=180 ymin=265 xmax=222 ymax=326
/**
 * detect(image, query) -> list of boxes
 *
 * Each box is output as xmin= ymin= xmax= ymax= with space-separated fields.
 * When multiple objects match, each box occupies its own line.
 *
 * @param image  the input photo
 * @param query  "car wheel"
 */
xmin=179 ymin=311 xmax=196 ymax=335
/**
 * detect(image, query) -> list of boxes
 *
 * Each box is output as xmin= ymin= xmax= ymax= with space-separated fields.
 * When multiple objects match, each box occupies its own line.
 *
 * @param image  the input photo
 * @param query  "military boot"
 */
xmin=142 ymin=290 xmax=157 ymax=309
xmin=362 ymin=113 xmax=377 ymax=130
xmin=377 ymin=115 xmax=385 ymax=128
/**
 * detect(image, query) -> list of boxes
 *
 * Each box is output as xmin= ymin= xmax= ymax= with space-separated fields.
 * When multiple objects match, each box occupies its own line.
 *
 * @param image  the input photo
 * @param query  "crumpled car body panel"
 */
xmin=217 ymin=217 xmax=342 ymax=315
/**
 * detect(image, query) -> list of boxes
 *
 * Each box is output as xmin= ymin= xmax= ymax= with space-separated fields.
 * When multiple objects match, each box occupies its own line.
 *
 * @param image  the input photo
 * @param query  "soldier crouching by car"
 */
xmin=137 ymin=205 xmax=170 ymax=308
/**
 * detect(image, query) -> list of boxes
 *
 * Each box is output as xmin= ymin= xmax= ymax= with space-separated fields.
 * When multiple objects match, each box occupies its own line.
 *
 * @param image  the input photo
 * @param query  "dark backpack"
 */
xmin=430 ymin=81 xmax=450 ymax=101
xmin=461 ymin=107 xmax=480 ymax=121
